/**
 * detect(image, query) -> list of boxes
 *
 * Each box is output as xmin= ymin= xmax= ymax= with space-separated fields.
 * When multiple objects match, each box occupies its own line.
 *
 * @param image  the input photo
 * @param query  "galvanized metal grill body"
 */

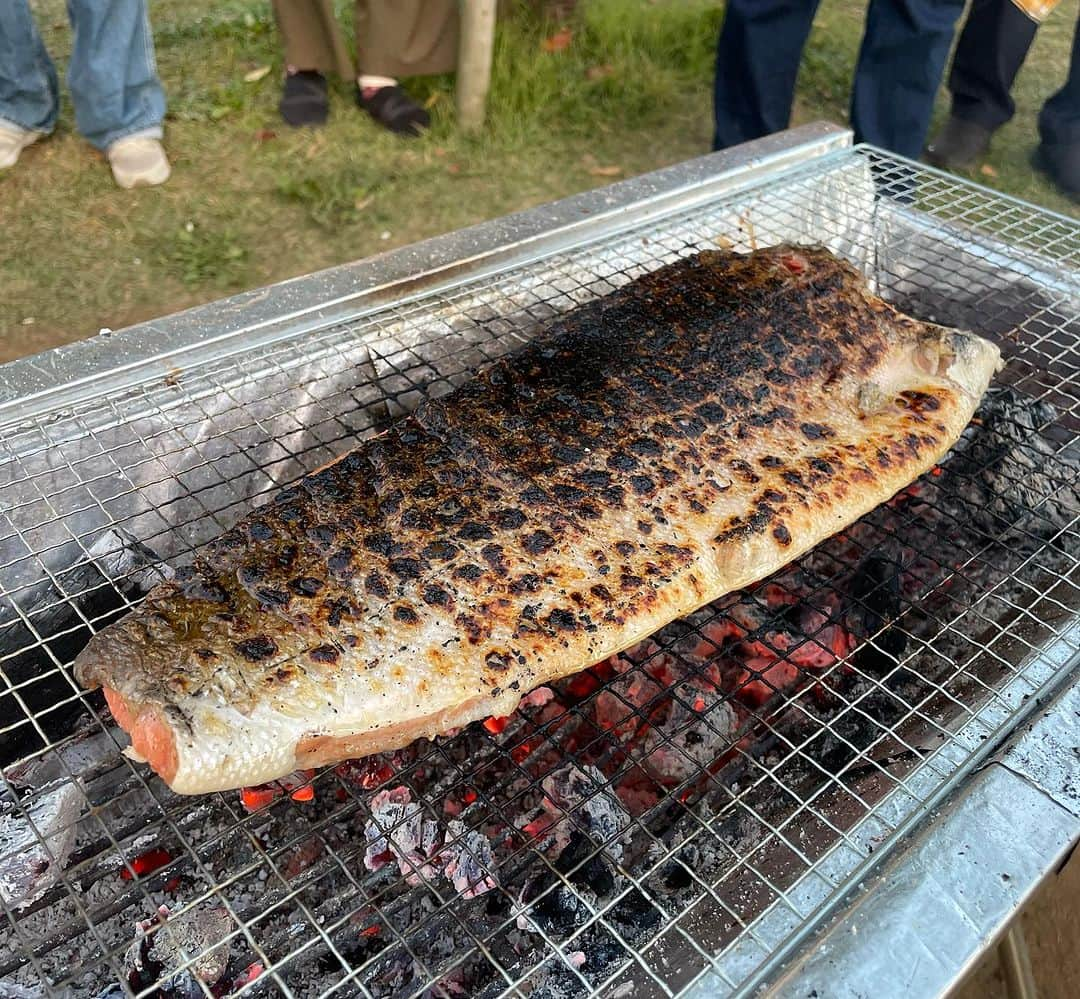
xmin=0 ymin=125 xmax=1077 ymax=999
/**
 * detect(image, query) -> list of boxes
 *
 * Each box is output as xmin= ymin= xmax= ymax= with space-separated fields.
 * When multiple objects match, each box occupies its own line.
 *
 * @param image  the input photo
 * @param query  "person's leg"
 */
xmin=354 ymin=0 xmax=456 ymax=136
xmin=273 ymin=0 xmax=354 ymax=78
xmin=850 ymin=0 xmax=965 ymax=159
xmin=949 ymin=0 xmax=1038 ymax=131
xmin=1035 ymin=8 xmax=1080 ymax=198
xmin=1039 ymin=8 xmax=1080 ymax=147
xmin=272 ymin=0 xmax=353 ymax=127
xmin=0 ymin=0 xmax=60 ymax=142
xmin=355 ymin=0 xmax=458 ymax=77
xmin=713 ymin=0 xmax=822 ymax=151
xmin=925 ymin=0 xmax=1037 ymax=168
xmin=65 ymin=0 xmax=166 ymax=151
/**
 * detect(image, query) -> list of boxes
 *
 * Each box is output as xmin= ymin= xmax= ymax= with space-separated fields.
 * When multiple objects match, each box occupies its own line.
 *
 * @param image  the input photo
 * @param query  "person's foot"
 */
xmin=0 ymin=123 xmax=43 ymax=169
xmin=280 ymin=70 xmax=329 ymax=128
xmin=1033 ymin=142 xmax=1080 ymax=202
xmin=924 ymin=116 xmax=994 ymax=170
xmin=356 ymin=84 xmax=429 ymax=137
xmin=107 ymin=136 xmax=171 ymax=189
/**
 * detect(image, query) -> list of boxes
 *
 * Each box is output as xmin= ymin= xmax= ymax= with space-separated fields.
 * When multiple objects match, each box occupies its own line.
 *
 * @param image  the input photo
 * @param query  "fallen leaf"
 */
xmin=586 ymin=64 xmax=614 ymax=81
xmin=542 ymin=27 xmax=573 ymax=53
xmin=244 ymin=65 xmax=271 ymax=84
xmin=446 ymin=163 xmax=461 ymax=175
xmin=588 ymin=164 xmax=622 ymax=177
xmin=254 ymin=129 xmax=277 ymax=143
xmin=979 ymin=163 xmax=998 ymax=178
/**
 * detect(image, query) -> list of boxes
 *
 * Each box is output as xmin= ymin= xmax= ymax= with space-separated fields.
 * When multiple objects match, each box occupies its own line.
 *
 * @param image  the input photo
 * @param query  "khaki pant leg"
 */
xmin=272 ymin=0 xmax=355 ymax=79
xmin=355 ymin=0 xmax=459 ymax=78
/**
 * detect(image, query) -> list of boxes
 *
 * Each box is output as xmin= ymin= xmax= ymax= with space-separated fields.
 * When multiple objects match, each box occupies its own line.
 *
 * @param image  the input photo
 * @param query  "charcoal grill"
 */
xmin=0 ymin=123 xmax=1077 ymax=999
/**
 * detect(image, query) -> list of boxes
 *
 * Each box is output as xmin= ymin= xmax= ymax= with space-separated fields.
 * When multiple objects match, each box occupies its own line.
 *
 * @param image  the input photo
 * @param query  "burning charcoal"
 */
xmin=238 ymin=768 xmax=317 ymax=812
xmin=520 ymin=686 xmax=555 ymax=710
xmin=124 ymin=904 xmax=233 ymax=997
xmin=528 ymin=957 xmax=589 ymax=999
xmin=441 ymin=819 xmax=496 ymax=898
xmin=0 ymin=529 xmax=171 ymax=766
xmin=334 ymin=754 xmax=400 ymax=791
xmin=555 ymin=831 xmax=614 ymax=895
xmin=636 ymin=683 xmax=738 ymax=784
xmin=422 ymin=965 xmax=471 ymax=998
xmin=848 ymin=552 xmax=907 ymax=674
xmin=222 ymin=962 xmax=265 ymax=995
xmin=516 ymin=869 xmax=593 ymax=936
xmin=538 ymin=764 xmax=630 ymax=863
xmin=284 ymin=836 xmax=325 ymax=880
xmin=661 ymin=856 xmax=694 ymax=892
xmin=610 ymin=887 xmax=662 ymax=934
xmin=316 ymin=929 xmax=385 ymax=975
xmin=363 ymin=786 xmax=442 ymax=886
xmin=938 ymin=387 xmax=1080 ymax=540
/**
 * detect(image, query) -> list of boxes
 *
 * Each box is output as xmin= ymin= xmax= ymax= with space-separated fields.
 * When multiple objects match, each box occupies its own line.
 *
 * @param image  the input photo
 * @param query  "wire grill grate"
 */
xmin=0 ymin=146 xmax=1078 ymax=998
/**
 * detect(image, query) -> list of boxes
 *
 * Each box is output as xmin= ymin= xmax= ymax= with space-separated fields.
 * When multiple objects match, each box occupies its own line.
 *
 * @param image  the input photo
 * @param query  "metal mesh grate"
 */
xmin=0 ymin=146 xmax=1078 ymax=999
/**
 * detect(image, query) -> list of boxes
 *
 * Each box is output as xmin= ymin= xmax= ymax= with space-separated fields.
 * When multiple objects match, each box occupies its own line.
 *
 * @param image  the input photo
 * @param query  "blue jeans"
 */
xmin=713 ymin=0 xmax=964 ymax=160
xmin=0 ymin=0 xmax=166 ymax=151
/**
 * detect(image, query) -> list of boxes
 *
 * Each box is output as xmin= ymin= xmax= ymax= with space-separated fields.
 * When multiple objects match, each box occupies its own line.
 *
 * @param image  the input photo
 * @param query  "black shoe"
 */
xmin=925 ymin=116 xmax=994 ymax=170
xmin=1032 ymin=143 xmax=1080 ymax=202
xmin=280 ymin=70 xmax=329 ymax=128
xmin=356 ymin=84 xmax=430 ymax=137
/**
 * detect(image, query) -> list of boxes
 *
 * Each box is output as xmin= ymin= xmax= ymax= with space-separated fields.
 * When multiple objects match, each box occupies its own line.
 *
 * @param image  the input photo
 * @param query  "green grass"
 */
xmin=1 ymin=0 xmax=1076 ymax=361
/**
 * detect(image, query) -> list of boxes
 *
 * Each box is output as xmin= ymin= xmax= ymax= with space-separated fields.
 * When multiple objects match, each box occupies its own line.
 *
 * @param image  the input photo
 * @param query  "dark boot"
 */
xmin=279 ymin=71 xmax=329 ymax=128
xmin=924 ymin=115 xmax=994 ymax=169
xmin=1033 ymin=143 xmax=1080 ymax=201
xmin=356 ymin=84 xmax=430 ymax=137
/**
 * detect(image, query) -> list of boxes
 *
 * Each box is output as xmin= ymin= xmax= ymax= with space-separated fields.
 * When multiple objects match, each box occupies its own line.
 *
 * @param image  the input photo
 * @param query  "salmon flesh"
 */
xmin=74 ymin=246 xmax=1001 ymax=793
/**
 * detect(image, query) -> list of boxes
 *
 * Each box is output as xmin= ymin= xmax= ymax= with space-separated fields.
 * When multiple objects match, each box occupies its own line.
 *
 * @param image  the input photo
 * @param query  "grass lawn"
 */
xmin=1 ymin=0 xmax=1077 ymax=362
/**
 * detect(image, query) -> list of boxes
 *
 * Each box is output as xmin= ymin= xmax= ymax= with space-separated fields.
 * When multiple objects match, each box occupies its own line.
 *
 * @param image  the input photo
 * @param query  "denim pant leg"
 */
xmin=713 ymin=0 xmax=822 ymax=150
xmin=850 ymin=0 xmax=965 ymax=160
xmin=66 ymin=0 xmax=166 ymax=150
xmin=0 ymin=1 xmax=60 ymax=136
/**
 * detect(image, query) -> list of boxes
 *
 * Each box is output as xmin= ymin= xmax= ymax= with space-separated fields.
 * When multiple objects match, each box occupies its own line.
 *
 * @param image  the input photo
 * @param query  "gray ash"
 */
xmin=538 ymin=764 xmax=630 ymax=863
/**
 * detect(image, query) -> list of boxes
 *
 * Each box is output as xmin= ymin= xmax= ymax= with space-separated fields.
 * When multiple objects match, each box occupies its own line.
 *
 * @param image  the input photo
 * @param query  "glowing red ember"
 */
xmin=120 ymin=848 xmax=173 ymax=880
xmin=483 ymin=715 xmax=509 ymax=734
xmin=239 ymin=769 xmax=318 ymax=811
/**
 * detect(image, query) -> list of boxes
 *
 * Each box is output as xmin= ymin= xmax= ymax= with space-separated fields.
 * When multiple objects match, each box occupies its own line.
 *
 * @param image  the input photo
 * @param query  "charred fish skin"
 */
xmin=74 ymin=246 xmax=1001 ymax=793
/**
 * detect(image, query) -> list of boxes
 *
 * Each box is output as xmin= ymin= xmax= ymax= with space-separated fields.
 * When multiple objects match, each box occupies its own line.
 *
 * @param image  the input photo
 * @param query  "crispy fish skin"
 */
xmin=74 ymin=246 xmax=1001 ymax=793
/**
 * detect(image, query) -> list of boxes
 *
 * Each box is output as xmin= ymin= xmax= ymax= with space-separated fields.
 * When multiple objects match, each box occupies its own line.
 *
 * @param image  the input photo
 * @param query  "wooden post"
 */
xmin=456 ymin=0 xmax=497 ymax=133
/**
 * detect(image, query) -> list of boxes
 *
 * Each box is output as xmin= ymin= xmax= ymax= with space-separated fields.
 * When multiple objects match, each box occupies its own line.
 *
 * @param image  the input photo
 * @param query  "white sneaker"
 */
xmin=0 ymin=123 xmax=43 ymax=169
xmin=107 ymin=136 xmax=171 ymax=189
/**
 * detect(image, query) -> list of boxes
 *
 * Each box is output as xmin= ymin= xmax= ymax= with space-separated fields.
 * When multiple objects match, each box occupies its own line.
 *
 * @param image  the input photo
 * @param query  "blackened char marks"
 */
xmin=234 ymin=635 xmax=277 ymax=662
xmin=138 ymin=246 xmax=912 ymax=712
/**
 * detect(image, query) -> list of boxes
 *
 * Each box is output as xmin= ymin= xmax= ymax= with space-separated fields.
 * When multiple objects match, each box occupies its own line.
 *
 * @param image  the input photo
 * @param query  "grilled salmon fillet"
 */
xmin=74 ymin=246 xmax=1001 ymax=794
